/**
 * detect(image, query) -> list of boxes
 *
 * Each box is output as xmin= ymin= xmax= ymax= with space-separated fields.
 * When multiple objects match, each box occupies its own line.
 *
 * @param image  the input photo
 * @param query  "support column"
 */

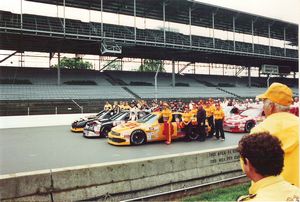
xmin=20 ymin=53 xmax=23 ymax=67
xmin=63 ymin=0 xmax=65 ymax=35
xmin=194 ymin=63 xmax=196 ymax=74
xmin=57 ymin=53 xmax=61 ymax=85
xmin=223 ymin=64 xmax=225 ymax=76
xmin=283 ymin=27 xmax=286 ymax=56
xmin=101 ymin=0 xmax=103 ymax=37
xmin=258 ymin=67 xmax=261 ymax=77
xmin=248 ymin=66 xmax=251 ymax=88
xmin=88 ymin=7 xmax=91 ymax=37
xmin=212 ymin=12 xmax=215 ymax=48
xmin=121 ymin=58 xmax=123 ymax=71
xmin=163 ymin=1 xmax=166 ymax=45
xmin=98 ymin=55 xmax=101 ymax=70
xmin=20 ymin=0 xmax=23 ymax=29
xmin=189 ymin=7 xmax=192 ymax=47
xmin=268 ymin=24 xmax=271 ymax=55
xmin=251 ymin=19 xmax=254 ymax=53
xmin=233 ymin=16 xmax=236 ymax=52
xmin=172 ymin=60 xmax=175 ymax=87
xmin=134 ymin=0 xmax=136 ymax=42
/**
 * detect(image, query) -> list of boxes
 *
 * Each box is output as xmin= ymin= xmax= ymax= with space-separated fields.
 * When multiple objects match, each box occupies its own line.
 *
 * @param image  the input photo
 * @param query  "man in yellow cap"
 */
xmin=237 ymin=132 xmax=300 ymax=201
xmin=250 ymin=82 xmax=299 ymax=187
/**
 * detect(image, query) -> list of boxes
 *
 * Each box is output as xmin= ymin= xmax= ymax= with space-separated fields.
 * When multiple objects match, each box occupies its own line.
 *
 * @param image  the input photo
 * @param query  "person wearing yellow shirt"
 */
xmin=181 ymin=106 xmax=193 ymax=141
xmin=203 ymin=100 xmax=215 ymax=138
xmin=112 ymin=101 xmax=120 ymax=114
xmin=161 ymin=103 xmax=173 ymax=145
xmin=103 ymin=101 xmax=112 ymax=111
xmin=213 ymin=103 xmax=225 ymax=140
xmin=189 ymin=104 xmax=198 ymax=125
xmin=123 ymin=101 xmax=131 ymax=111
xmin=251 ymin=82 xmax=299 ymax=187
xmin=118 ymin=101 xmax=125 ymax=110
xmin=237 ymin=132 xmax=300 ymax=201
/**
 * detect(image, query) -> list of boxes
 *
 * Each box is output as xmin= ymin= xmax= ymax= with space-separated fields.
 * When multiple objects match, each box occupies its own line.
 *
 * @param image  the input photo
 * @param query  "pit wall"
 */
xmin=0 ymin=113 xmax=94 ymax=129
xmin=0 ymin=146 xmax=244 ymax=201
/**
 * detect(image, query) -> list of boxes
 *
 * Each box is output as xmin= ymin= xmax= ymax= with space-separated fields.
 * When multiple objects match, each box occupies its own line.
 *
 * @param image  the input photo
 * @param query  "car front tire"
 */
xmin=130 ymin=130 xmax=146 ymax=145
xmin=245 ymin=121 xmax=255 ymax=133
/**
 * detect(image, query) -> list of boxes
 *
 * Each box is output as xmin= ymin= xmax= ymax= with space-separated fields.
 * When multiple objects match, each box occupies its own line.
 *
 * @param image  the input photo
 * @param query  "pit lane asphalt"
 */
xmin=0 ymin=125 xmax=246 ymax=175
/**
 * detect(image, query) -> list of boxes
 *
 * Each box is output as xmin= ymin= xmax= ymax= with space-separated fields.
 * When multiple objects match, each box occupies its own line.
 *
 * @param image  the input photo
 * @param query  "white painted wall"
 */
xmin=0 ymin=113 xmax=95 ymax=129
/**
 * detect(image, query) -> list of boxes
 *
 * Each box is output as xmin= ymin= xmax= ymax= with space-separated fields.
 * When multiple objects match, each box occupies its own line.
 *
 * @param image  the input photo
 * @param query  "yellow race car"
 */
xmin=108 ymin=112 xmax=210 ymax=146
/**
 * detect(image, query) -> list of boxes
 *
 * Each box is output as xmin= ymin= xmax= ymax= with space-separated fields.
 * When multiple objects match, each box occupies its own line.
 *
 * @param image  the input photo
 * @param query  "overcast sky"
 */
xmin=196 ymin=0 xmax=300 ymax=24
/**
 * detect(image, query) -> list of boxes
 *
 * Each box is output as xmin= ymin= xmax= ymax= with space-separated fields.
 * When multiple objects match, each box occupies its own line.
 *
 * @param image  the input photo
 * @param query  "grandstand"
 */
xmin=0 ymin=0 xmax=298 ymax=115
xmin=1 ymin=66 xmax=298 ymax=101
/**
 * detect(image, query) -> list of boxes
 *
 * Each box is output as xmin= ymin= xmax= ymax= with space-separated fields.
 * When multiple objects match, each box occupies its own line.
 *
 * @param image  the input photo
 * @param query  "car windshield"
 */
xmin=115 ymin=112 xmax=128 ymax=121
xmin=96 ymin=110 xmax=105 ymax=117
xmin=110 ymin=112 xmax=125 ymax=120
xmin=223 ymin=106 xmax=233 ymax=114
xmin=137 ymin=114 xmax=157 ymax=123
xmin=240 ymin=108 xmax=262 ymax=117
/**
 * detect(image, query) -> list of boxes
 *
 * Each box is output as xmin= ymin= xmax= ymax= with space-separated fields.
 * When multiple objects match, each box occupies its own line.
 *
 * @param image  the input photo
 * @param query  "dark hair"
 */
xmin=237 ymin=132 xmax=284 ymax=176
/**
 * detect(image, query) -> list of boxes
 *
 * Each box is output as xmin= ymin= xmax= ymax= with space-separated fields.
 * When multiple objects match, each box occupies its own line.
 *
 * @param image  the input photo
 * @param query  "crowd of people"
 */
xmin=102 ymin=95 xmax=298 ymax=145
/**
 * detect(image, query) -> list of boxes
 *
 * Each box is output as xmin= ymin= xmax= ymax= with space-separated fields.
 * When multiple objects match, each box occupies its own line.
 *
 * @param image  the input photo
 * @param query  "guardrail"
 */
xmin=0 ymin=146 xmax=244 ymax=201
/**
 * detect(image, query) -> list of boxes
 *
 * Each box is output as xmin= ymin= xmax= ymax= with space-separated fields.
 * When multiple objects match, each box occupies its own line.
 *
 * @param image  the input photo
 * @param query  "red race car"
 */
xmin=223 ymin=108 xmax=265 ymax=133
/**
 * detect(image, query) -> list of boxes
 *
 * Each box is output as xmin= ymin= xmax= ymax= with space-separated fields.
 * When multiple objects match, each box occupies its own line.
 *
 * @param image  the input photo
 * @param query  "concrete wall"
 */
xmin=0 ymin=146 xmax=243 ymax=201
xmin=0 ymin=113 xmax=95 ymax=129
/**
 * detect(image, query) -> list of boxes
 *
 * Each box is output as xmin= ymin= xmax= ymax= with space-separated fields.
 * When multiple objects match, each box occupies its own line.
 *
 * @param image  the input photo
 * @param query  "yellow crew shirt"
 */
xmin=161 ymin=109 xmax=172 ymax=123
xmin=182 ymin=112 xmax=192 ymax=124
xmin=213 ymin=108 xmax=225 ymax=120
xmin=104 ymin=104 xmax=112 ymax=111
xmin=237 ymin=176 xmax=300 ymax=201
xmin=203 ymin=105 xmax=215 ymax=117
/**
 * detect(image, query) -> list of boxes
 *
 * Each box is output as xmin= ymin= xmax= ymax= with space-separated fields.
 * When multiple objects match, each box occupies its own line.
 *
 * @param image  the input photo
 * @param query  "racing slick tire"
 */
xmin=130 ymin=130 xmax=146 ymax=145
xmin=245 ymin=121 xmax=255 ymax=133
xmin=101 ymin=126 xmax=112 ymax=138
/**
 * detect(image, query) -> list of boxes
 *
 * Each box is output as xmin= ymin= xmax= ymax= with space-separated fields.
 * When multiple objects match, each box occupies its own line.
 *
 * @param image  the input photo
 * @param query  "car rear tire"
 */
xmin=130 ymin=130 xmax=146 ymax=145
xmin=101 ymin=126 xmax=112 ymax=138
xmin=245 ymin=121 xmax=255 ymax=133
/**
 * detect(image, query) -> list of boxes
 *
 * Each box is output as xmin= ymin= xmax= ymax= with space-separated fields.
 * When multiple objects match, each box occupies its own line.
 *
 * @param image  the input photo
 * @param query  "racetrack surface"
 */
xmin=0 ymin=125 xmax=246 ymax=175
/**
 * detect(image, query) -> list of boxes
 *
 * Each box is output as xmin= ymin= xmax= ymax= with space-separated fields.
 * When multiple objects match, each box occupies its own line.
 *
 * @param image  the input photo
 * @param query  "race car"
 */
xmin=71 ymin=110 xmax=116 ymax=132
xmin=107 ymin=112 xmax=209 ymax=146
xmin=223 ymin=108 xmax=265 ymax=133
xmin=83 ymin=111 xmax=149 ymax=138
xmin=83 ymin=111 xmax=130 ymax=138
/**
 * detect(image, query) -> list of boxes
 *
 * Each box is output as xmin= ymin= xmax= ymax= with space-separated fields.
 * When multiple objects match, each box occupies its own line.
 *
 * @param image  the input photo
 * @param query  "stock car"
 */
xmin=108 ymin=112 xmax=209 ymax=146
xmin=223 ymin=108 xmax=265 ymax=133
xmin=71 ymin=110 xmax=116 ymax=132
xmin=83 ymin=111 xmax=149 ymax=138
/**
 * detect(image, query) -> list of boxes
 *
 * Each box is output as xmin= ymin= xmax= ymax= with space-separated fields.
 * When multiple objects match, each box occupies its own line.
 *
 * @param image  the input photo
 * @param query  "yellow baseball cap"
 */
xmin=256 ymin=82 xmax=293 ymax=106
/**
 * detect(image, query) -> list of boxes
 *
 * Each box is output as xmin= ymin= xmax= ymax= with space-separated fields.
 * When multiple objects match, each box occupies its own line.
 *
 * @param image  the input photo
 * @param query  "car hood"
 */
xmin=225 ymin=115 xmax=251 ymax=123
xmin=112 ymin=121 xmax=142 ymax=132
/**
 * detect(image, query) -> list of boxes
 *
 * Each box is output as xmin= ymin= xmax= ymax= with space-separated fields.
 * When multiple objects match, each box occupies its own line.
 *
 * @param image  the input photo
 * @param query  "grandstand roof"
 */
xmin=26 ymin=0 xmax=298 ymax=45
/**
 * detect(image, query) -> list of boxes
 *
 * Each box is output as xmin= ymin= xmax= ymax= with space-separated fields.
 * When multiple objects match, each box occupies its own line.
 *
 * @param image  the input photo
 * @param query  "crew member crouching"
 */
xmin=180 ymin=106 xmax=193 ymax=141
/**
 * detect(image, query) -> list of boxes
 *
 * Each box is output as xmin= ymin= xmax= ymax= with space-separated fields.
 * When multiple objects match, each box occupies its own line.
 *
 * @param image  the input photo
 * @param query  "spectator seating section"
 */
xmin=0 ymin=67 xmax=298 ymax=100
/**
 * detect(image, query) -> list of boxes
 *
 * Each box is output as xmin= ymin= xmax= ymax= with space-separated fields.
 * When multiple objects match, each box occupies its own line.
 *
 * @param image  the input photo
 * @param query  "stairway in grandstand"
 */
xmin=216 ymin=87 xmax=242 ymax=99
xmin=121 ymin=87 xmax=141 ymax=99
